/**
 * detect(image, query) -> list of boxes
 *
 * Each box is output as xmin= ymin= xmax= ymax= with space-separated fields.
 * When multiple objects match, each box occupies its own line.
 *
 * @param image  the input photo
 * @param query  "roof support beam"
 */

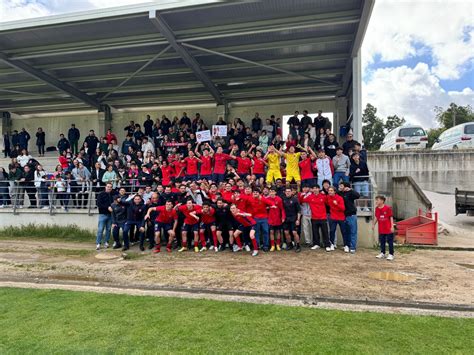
xmin=0 ymin=52 xmax=101 ymax=109
xmin=182 ymin=43 xmax=336 ymax=86
xmin=149 ymin=10 xmax=223 ymax=105
xmin=100 ymin=45 xmax=171 ymax=101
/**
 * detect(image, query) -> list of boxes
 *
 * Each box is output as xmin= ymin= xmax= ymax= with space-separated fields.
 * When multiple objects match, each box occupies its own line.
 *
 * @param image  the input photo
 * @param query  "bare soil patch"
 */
xmin=0 ymin=239 xmax=472 ymax=306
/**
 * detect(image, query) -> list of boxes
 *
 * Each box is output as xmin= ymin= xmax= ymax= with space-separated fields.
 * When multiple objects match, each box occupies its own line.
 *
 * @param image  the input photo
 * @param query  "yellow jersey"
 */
xmin=267 ymin=153 xmax=280 ymax=170
xmin=285 ymin=152 xmax=301 ymax=174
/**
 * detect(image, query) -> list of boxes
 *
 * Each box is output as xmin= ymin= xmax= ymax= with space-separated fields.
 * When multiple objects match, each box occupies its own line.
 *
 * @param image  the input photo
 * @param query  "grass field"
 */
xmin=0 ymin=224 xmax=95 ymax=243
xmin=0 ymin=288 xmax=472 ymax=354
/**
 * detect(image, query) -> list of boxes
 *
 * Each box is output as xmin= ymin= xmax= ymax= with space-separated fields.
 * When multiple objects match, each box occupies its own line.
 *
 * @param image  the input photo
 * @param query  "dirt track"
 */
xmin=0 ymin=239 xmax=472 ymax=307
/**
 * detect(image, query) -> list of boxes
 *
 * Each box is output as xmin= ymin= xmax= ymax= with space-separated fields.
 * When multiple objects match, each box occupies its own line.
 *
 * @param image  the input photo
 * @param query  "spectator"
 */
xmin=71 ymin=161 xmax=91 ymax=208
xmin=34 ymin=164 xmax=48 ymax=209
xmin=258 ymin=130 xmax=269 ymax=154
xmin=3 ymin=133 xmax=11 ymax=158
xmin=102 ymin=164 xmax=118 ymax=189
xmin=287 ymin=111 xmax=300 ymax=138
xmin=143 ymin=115 xmax=153 ymax=137
xmin=18 ymin=128 xmax=31 ymax=151
xmin=68 ymin=124 xmax=80 ymax=155
xmin=57 ymin=134 xmax=70 ymax=154
xmin=314 ymin=110 xmax=330 ymax=132
xmin=349 ymin=153 xmax=370 ymax=212
xmin=300 ymin=110 xmax=312 ymax=134
xmin=84 ymin=130 xmax=99 ymax=152
xmin=215 ymin=116 xmax=226 ymax=126
xmin=324 ymin=133 xmax=339 ymax=159
xmin=17 ymin=149 xmax=32 ymax=168
xmin=19 ymin=165 xmax=36 ymax=208
xmin=96 ymin=183 xmax=114 ymax=250
xmin=315 ymin=149 xmax=333 ymax=187
xmin=338 ymin=181 xmax=360 ymax=253
xmin=105 ymin=129 xmax=117 ymax=145
xmin=141 ymin=136 xmax=154 ymax=155
xmin=11 ymin=130 xmax=20 ymax=149
xmin=0 ymin=167 xmax=10 ymax=207
xmin=36 ymin=128 xmax=46 ymax=157
xmin=332 ymin=147 xmax=350 ymax=184
xmin=342 ymin=133 xmax=359 ymax=156
xmin=251 ymin=112 xmax=262 ymax=133
xmin=262 ymin=119 xmax=274 ymax=141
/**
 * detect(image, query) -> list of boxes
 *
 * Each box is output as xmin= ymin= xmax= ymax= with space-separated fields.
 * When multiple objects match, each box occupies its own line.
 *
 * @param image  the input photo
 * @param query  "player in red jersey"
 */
xmin=144 ymin=200 xmax=178 ymax=253
xmin=234 ymin=149 xmax=253 ymax=180
xmin=197 ymin=202 xmax=222 ymax=252
xmin=230 ymin=204 xmax=259 ymax=256
xmin=267 ymin=188 xmax=285 ymax=251
xmin=160 ymin=160 xmax=174 ymax=187
xmin=213 ymin=146 xmax=233 ymax=184
xmin=194 ymin=143 xmax=214 ymax=181
xmin=182 ymin=150 xmax=199 ymax=181
xmin=177 ymin=200 xmax=203 ymax=252
xmin=298 ymin=146 xmax=317 ymax=188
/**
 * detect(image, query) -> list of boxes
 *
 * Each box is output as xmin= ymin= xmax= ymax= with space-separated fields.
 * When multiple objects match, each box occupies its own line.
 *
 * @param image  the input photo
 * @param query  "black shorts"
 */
xmin=199 ymin=222 xmax=216 ymax=230
xmin=154 ymin=222 xmax=173 ymax=233
xmin=182 ymin=223 xmax=199 ymax=232
xmin=282 ymin=221 xmax=297 ymax=231
xmin=269 ymin=225 xmax=282 ymax=231
xmin=237 ymin=224 xmax=256 ymax=233
xmin=216 ymin=223 xmax=233 ymax=232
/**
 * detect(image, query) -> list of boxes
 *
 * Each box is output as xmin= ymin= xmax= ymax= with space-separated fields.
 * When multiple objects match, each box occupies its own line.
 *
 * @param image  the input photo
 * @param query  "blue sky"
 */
xmin=1 ymin=0 xmax=473 ymax=128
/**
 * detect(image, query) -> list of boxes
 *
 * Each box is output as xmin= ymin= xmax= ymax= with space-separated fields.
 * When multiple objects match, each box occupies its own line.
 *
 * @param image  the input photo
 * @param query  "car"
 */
xmin=380 ymin=125 xmax=428 ymax=151
xmin=431 ymin=122 xmax=474 ymax=150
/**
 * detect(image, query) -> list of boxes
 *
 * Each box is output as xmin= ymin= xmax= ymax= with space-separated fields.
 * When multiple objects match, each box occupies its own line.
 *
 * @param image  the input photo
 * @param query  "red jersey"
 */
xmin=250 ymin=196 xmax=275 ymax=219
xmin=299 ymin=158 xmax=314 ymax=180
xmin=233 ymin=211 xmax=256 ymax=227
xmin=213 ymin=153 xmax=231 ymax=174
xmin=236 ymin=157 xmax=252 ymax=174
xmin=172 ymin=161 xmax=186 ymax=178
xmin=198 ymin=207 xmax=216 ymax=224
xmin=184 ymin=157 xmax=199 ymax=175
xmin=178 ymin=204 xmax=202 ymax=225
xmin=106 ymin=132 xmax=117 ymax=144
xmin=231 ymin=195 xmax=251 ymax=212
xmin=161 ymin=165 xmax=174 ymax=185
xmin=154 ymin=206 xmax=178 ymax=224
xmin=200 ymin=156 xmax=213 ymax=175
xmin=375 ymin=205 xmax=393 ymax=234
xmin=327 ymin=194 xmax=345 ymax=221
xmin=301 ymin=193 xmax=328 ymax=220
xmin=252 ymin=157 xmax=266 ymax=174
xmin=220 ymin=189 xmax=234 ymax=203
xmin=266 ymin=196 xmax=286 ymax=226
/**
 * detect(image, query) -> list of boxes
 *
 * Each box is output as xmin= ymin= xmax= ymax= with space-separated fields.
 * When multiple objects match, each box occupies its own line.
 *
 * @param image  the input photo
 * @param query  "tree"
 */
xmin=426 ymin=127 xmax=445 ymax=148
xmin=434 ymin=103 xmax=474 ymax=129
xmin=385 ymin=115 xmax=406 ymax=133
xmin=362 ymin=103 xmax=385 ymax=151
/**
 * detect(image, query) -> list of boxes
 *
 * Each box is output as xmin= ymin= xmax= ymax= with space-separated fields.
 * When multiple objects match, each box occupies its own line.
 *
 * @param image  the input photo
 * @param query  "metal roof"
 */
xmin=0 ymin=0 xmax=374 ymax=115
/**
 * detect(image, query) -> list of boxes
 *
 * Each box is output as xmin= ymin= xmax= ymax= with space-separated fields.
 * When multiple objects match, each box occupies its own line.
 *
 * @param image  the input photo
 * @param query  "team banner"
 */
xmin=196 ymin=130 xmax=212 ymax=143
xmin=212 ymin=125 xmax=227 ymax=137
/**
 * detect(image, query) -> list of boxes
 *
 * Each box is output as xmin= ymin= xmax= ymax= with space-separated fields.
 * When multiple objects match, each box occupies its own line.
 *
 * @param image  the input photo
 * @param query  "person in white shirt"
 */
xmin=17 ymin=149 xmax=32 ymax=168
xmin=141 ymin=137 xmax=155 ymax=155
xmin=315 ymin=149 xmax=333 ymax=187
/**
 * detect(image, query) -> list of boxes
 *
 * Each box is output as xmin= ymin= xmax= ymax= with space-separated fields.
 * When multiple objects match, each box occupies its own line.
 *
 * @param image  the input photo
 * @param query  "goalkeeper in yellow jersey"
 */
xmin=264 ymin=145 xmax=282 ymax=184
xmin=283 ymin=145 xmax=301 ymax=189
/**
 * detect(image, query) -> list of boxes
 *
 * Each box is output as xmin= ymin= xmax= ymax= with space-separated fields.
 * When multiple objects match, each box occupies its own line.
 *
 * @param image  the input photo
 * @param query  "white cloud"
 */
xmin=0 ymin=0 xmax=52 ymax=22
xmin=362 ymin=63 xmax=474 ymax=128
xmin=362 ymin=0 xmax=474 ymax=80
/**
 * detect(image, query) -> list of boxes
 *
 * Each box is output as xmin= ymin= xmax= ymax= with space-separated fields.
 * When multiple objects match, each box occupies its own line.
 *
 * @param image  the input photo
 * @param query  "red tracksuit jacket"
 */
xmin=266 ymin=195 xmax=286 ymax=226
xmin=301 ymin=193 xmax=328 ymax=220
xmin=327 ymin=194 xmax=346 ymax=221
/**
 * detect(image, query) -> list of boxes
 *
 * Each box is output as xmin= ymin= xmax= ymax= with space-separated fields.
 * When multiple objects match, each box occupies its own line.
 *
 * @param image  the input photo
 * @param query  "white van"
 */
xmin=431 ymin=122 xmax=474 ymax=150
xmin=380 ymin=125 xmax=428 ymax=151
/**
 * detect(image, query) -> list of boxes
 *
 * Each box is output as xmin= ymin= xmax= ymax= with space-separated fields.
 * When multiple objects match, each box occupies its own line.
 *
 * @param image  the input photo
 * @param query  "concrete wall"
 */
xmin=391 ymin=176 xmax=433 ymax=220
xmin=0 ymin=210 xmax=99 ymax=232
xmin=368 ymin=150 xmax=474 ymax=194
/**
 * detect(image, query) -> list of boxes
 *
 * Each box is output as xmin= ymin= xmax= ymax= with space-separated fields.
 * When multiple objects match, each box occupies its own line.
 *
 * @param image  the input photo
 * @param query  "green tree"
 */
xmin=362 ymin=103 xmax=385 ymax=151
xmin=385 ymin=115 xmax=406 ymax=133
xmin=434 ymin=103 xmax=474 ymax=129
xmin=426 ymin=127 xmax=445 ymax=148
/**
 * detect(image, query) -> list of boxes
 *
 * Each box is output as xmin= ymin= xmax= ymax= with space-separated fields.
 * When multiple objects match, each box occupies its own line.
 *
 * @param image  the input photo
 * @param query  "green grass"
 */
xmin=0 ymin=288 xmax=472 ymax=354
xmin=0 ymin=224 xmax=95 ymax=243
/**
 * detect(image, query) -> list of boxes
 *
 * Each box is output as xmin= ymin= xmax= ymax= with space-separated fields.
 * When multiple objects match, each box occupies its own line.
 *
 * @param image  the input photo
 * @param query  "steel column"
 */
xmin=149 ymin=10 xmax=223 ymax=105
xmin=0 ymin=53 xmax=101 ymax=109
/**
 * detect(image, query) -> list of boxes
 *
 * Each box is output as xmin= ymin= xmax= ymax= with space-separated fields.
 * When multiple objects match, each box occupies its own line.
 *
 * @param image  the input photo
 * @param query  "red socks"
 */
xmin=212 ymin=230 xmax=218 ymax=248
xmin=194 ymin=241 xmax=199 ymax=248
xmin=270 ymin=239 xmax=275 ymax=247
xmin=235 ymin=236 xmax=242 ymax=248
xmin=251 ymin=238 xmax=259 ymax=251
xmin=199 ymin=231 xmax=206 ymax=247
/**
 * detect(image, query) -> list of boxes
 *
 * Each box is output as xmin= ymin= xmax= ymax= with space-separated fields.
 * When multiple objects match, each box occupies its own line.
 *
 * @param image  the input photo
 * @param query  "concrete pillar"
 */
xmin=98 ymin=105 xmax=112 ymax=137
xmin=335 ymin=97 xmax=348 ymax=138
xmin=352 ymin=49 xmax=362 ymax=143
xmin=216 ymin=101 xmax=229 ymax=122
xmin=0 ymin=112 xmax=11 ymax=151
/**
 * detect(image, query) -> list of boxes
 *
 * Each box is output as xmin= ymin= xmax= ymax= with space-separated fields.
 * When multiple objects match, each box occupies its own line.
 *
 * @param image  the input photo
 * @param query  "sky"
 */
xmin=0 ymin=0 xmax=473 ymax=128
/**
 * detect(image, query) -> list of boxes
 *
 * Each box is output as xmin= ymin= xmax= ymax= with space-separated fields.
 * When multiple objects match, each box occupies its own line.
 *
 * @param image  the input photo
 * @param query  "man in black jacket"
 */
xmin=144 ymin=115 xmax=153 ymax=137
xmin=19 ymin=165 xmax=36 ymax=208
xmin=84 ymin=130 xmax=99 ymax=152
xmin=338 ymin=182 xmax=360 ymax=254
xmin=90 ymin=162 xmax=105 ymax=193
xmin=282 ymin=187 xmax=302 ymax=253
xmin=57 ymin=134 xmax=70 ymax=154
xmin=121 ymin=193 xmax=147 ymax=251
xmin=68 ymin=124 xmax=80 ymax=155
xmin=96 ymin=183 xmax=114 ymax=250
xmin=111 ymin=194 xmax=127 ymax=249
